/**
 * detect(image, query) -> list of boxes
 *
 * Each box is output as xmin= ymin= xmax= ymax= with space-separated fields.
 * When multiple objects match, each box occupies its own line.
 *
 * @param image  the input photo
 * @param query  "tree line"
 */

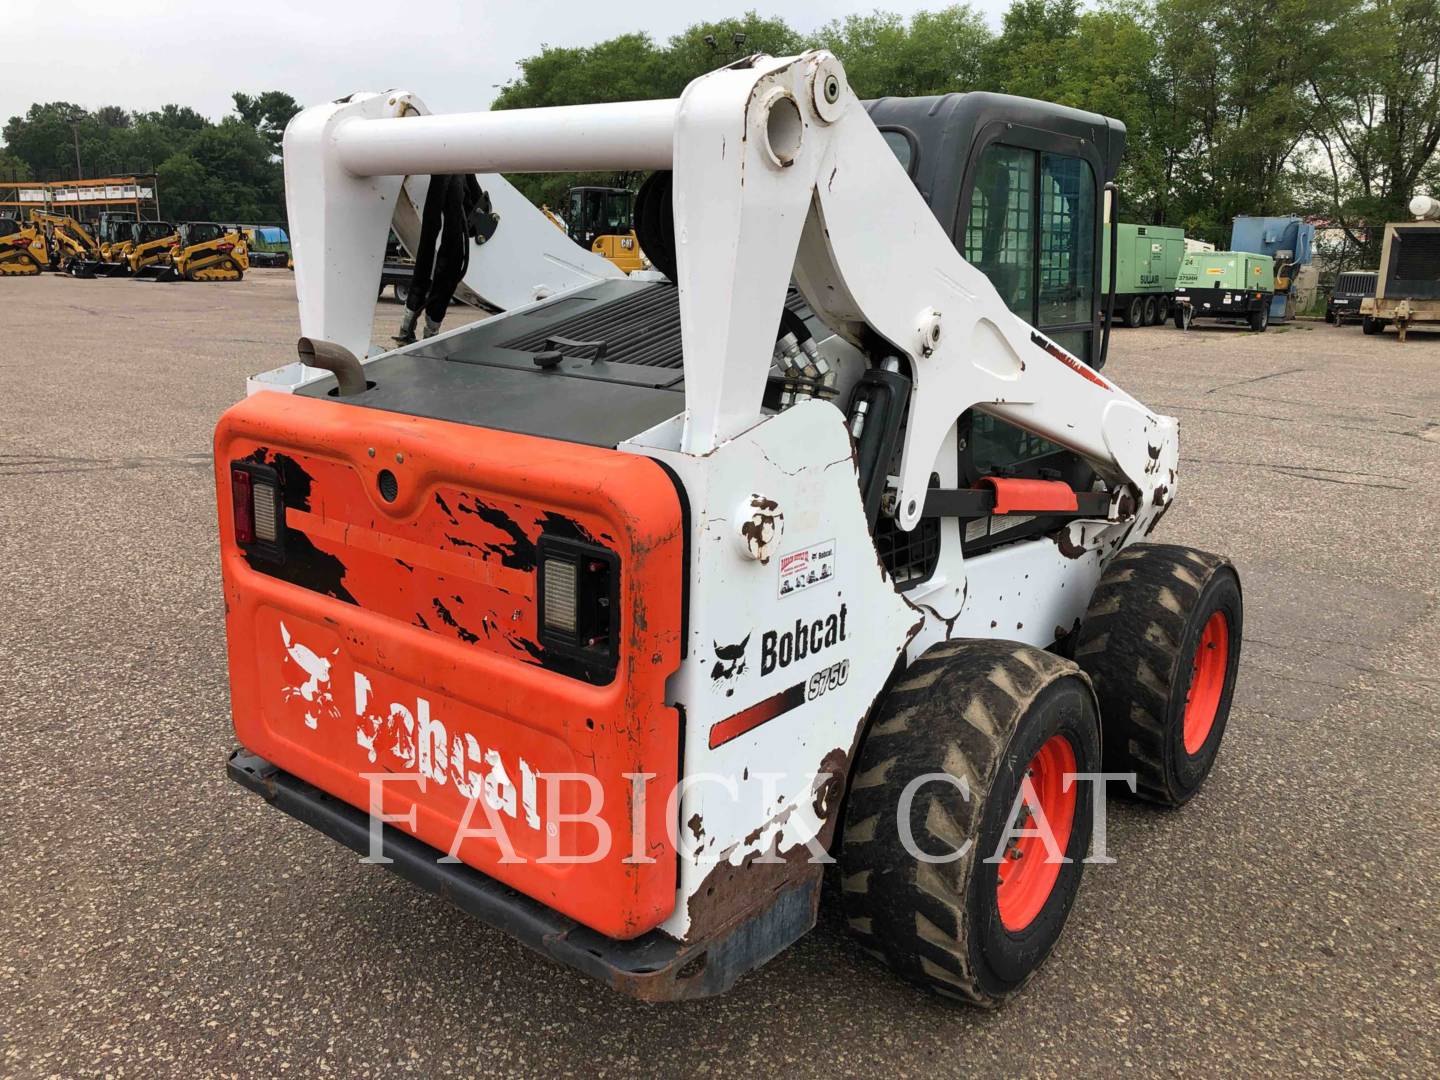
xmin=494 ymin=0 xmax=1440 ymax=258
xmin=4 ymin=1 xmax=1436 ymax=258
xmin=0 ymin=91 xmax=300 ymax=223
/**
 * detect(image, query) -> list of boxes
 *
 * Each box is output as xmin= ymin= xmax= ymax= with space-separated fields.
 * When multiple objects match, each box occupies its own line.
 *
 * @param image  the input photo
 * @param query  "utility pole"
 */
xmin=65 ymin=110 xmax=84 ymax=179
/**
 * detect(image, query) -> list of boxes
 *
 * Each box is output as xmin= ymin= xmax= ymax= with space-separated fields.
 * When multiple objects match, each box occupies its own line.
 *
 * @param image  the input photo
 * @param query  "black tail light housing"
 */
xmin=537 ymin=534 xmax=619 ymax=679
xmin=230 ymin=460 xmax=285 ymax=563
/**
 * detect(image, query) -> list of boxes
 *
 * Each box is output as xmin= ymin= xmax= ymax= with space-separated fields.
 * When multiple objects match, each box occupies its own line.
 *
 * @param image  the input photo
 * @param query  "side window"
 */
xmin=1038 ymin=153 xmax=1095 ymax=329
xmin=964 ymin=144 xmax=1035 ymax=322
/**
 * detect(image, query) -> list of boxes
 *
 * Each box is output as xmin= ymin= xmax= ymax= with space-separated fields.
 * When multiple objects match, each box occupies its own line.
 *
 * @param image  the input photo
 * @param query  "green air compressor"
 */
xmin=1172 ymin=251 xmax=1275 ymax=332
xmin=1101 ymin=223 xmax=1186 ymax=327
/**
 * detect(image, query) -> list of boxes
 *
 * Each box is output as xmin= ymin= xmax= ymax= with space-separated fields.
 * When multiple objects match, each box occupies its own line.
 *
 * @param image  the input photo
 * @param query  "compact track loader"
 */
xmin=0 ymin=217 xmax=48 ymax=274
xmin=126 ymin=220 xmax=178 ymax=275
xmin=218 ymin=53 xmax=1243 ymax=1004
xmin=144 ymin=222 xmax=248 ymax=281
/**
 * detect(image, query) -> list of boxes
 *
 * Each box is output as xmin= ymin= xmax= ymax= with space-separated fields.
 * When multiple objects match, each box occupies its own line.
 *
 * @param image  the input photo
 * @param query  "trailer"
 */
xmin=1101 ymin=223 xmax=1185 ymax=326
xmin=1172 ymin=250 xmax=1274 ymax=331
xmin=1360 ymin=196 xmax=1440 ymax=341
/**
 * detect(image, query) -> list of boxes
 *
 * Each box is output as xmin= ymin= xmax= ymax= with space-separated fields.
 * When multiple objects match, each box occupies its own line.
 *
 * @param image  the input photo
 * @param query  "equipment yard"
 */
xmin=2 ymin=270 xmax=1437 ymax=1077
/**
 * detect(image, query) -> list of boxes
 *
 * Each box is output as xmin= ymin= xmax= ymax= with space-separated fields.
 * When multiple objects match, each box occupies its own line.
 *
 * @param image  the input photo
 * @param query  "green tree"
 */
xmin=813 ymin=5 xmax=991 ymax=98
xmin=1305 ymin=0 xmax=1440 ymax=255
xmin=232 ymin=90 xmax=303 ymax=157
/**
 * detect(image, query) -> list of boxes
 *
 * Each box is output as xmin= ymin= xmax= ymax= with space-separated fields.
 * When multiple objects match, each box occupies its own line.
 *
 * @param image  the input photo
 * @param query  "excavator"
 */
xmin=29 ymin=209 xmax=136 ymax=276
xmin=217 ymin=55 xmax=1244 ymax=1006
xmin=139 ymin=222 xmax=249 ymax=281
xmin=0 ymin=216 xmax=50 ymax=275
xmin=564 ymin=185 xmax=647 ymax=272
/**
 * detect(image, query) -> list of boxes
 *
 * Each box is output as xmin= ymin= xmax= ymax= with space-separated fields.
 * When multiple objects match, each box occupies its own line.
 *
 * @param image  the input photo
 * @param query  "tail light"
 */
xmin=230 ymin=461 xmax=284 ymax=561
xmin=537 ymin=535 xmax=619 ymax=677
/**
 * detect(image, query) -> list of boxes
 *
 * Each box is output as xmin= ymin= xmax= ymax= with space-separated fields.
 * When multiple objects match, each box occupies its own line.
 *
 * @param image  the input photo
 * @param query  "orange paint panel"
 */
xmin=978 ymin=476 xmax=1080 ymax=515
xmin=214 ymin=391 xmax=684 ymax=938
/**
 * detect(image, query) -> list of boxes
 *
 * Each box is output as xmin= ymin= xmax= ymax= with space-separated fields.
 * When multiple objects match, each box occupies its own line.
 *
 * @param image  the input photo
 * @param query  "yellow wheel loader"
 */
xmin=141 ymin=222 xmax=249 ymax=282
xmin=0 ymin=217 xmax=49 ymax=275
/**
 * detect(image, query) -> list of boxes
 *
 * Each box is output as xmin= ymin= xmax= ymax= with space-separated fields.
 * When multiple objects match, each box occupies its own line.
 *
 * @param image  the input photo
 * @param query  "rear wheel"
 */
xmin=394 ymin=282 xmax=410 ymax=304
xmin=1142 ymin=295 xmax=1158 ymax=326
xmin=1249 ymin=305 xmax=1269 ymax=332
xmin=1173 ymin=304 xmax=1193 ymax=330
xmin=1362 ymin=316 xmax=1383 ymax=335
xmin=840 ymin=640 xmax=1101 ymax=1005
xmin=1075 ymin=544 xmax=1242 ymax=806
xmin=1126 ymin=296 xmax=1144 ymax=327
xmin=1157 ymin=295 xmax=1170 ymax=323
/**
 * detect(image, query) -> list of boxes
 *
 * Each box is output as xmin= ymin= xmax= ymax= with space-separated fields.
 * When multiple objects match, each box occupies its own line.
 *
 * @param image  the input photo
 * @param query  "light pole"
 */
xmin=65 ymin=110 xmax=84 ymax=179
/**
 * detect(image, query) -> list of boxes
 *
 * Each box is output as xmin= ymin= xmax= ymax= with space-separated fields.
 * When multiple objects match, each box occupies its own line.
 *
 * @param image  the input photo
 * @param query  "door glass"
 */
xmin=1038 ymin=153 xmax=1095 ymax=327
xmin=964 ymin=144 xmax=1035 ymax=321
xmin=605 ymin=191 xmax=631 ymax=231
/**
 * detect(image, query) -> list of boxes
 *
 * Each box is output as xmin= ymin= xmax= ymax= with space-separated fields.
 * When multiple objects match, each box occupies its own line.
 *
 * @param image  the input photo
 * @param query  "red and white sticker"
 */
xmin=778 ymin=538 xmax=836 ymax=598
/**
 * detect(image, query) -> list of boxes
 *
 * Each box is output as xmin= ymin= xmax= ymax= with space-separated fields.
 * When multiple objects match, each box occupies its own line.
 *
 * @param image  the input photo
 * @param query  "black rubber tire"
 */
xmin=1074 ymin=544 xmax=1243 ymax=807
xmin=1126 ymin=296 xmax=1144 ymax=327
xmin=1362 ymin=316 xmax=1382 ymax=335
xmin=1249 ymin=305 xmax=1269 ymax=332
xmin=1173 ymin=305 xmax=1192 ymax=330
xmin=394 ymin=282 xmax=409 ymax=304
xmin=840 ymin=640 xmax=1101 ymax=1006
xmin=1157 ymin=295 xmax=1170 ymax=324
xmin=1142 ymin=295 xmax=1158 ymax=326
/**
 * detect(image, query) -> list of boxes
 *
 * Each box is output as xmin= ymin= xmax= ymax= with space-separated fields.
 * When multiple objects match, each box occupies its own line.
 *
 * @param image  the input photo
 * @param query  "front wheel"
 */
xmin=1362 ymin=316 xmax=1383 ymax=335
xmin=1075 ymin=544 xmax=1243 ymax=806
xmin=1173 ymin=304 xmax=1193 ymax=330
xmin=393 ymin=282 xmax=410 ymax=304
xmin=840 ymin=640 xmax=1101 ymax=1005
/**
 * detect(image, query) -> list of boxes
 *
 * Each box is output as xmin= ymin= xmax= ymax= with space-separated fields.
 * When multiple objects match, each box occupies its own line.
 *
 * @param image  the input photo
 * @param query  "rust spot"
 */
xmin=1054 ymin=528 xmax=1087 ymax=559
xmin=687 ymin=813 xmax=705 ymax=841
xmin=1152 ymin=484 xmax=1169 ymax=507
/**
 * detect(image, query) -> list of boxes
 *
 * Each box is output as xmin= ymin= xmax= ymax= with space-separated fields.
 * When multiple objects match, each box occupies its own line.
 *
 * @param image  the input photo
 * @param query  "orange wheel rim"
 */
xmin=1182 ymin=611 xmax=1229 ymax=755
xmin=996 ymin=734 xmax=1077 ymax=932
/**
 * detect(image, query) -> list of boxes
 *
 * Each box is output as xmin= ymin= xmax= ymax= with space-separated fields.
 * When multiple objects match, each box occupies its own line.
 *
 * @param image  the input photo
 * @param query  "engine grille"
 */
xmin=500 ymin=284 xmax=819 ymax=371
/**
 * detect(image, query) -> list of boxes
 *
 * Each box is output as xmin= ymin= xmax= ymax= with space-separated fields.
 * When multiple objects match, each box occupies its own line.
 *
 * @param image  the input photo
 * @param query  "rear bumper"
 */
xmin=228 ymin=748 xmax=817 ymax=1001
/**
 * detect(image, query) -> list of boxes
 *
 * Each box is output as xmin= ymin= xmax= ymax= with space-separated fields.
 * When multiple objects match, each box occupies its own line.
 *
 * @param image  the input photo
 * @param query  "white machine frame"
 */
xmin=276 ymin=51 xmax=1178 ymax=942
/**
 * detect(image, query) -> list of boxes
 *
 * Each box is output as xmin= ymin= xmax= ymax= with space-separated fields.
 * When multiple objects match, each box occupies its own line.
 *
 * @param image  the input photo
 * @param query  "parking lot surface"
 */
xmin=2 ymin=270 xmax=1438 ymax=1078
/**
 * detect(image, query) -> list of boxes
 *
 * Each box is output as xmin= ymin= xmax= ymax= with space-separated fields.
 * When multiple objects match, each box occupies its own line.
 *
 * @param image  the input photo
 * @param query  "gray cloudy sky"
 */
xmin=4 ymin=0 xmax=1011 ymax=126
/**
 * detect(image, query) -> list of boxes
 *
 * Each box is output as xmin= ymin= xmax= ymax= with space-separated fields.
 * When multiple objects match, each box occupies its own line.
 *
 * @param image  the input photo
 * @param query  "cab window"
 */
xmin=1038 ymin=153 xmax=1095 ymax=329
xmin=964 ymin=144 xmax=1035 ymax=322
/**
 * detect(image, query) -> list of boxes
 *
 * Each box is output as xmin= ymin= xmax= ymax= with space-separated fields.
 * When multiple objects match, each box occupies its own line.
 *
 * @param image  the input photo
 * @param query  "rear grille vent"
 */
xmin=500 ymin=286 xmax=818 ymax=371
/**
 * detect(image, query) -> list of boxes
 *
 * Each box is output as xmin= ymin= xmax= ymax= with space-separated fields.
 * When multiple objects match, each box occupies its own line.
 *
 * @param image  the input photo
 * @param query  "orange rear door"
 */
xmin=215 ymin=391 xmax=684 ymax=939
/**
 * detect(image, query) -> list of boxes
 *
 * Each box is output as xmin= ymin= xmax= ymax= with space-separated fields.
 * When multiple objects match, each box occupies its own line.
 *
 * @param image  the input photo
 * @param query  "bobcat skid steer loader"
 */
xmin=217 ymin=53 xmax=1243 ymax=1004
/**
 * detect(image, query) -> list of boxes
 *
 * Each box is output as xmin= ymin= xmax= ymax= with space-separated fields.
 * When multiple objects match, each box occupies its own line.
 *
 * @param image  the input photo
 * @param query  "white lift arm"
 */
xmin=283 ymin=54 xmax=1177 ymax=524
xmin=284 ymin=91 xmax=623 ymax=355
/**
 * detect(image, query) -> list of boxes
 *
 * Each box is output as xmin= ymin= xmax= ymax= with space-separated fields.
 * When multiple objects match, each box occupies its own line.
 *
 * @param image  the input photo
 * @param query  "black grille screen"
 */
xmin=1335 ymin=271 xmax=1376 ymax=297
xmin=874 ymin=513 xmax=940 ymax=591
xmin=1387 ymin=227 xmax=1440 ymax=300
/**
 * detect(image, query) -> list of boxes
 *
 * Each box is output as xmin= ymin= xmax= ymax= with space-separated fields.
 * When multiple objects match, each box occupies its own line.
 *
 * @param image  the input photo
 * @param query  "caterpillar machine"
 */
xmin=139 ymin=222 xmax=249 ymax=281
xmin=566 ymin=185 xmax=647 ymax=272
xmin=29 ymin=210 xmax=112 ymax=276
xmin=126 ymin=220 xmax=178 ymax=275
xmin=218 ymin=54 xmax=1244 ymax=1004
xmin=0 ymin=216 xmax=49 ymax=274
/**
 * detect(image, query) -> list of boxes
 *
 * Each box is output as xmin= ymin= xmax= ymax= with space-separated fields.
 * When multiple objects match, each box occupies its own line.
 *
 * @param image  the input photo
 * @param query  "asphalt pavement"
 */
xmin=2 ymin=270 xmax=1437 ymax=1078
